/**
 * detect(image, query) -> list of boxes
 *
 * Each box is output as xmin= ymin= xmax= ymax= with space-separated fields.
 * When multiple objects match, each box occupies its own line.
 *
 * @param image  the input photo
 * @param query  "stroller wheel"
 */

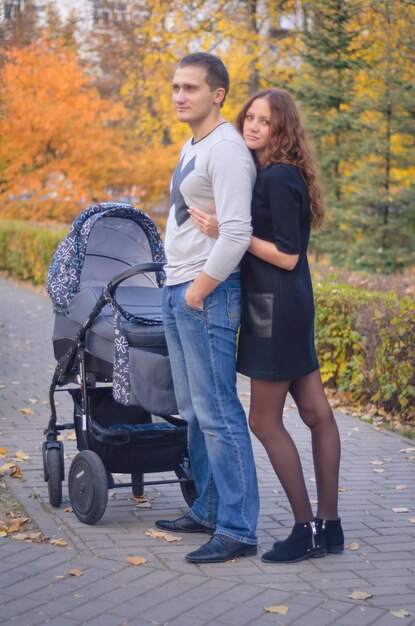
xmin=131 ymin=472 xmax=144 ymax=497
xmin=68 ymin=451 xmax=108 ymax=525
xmin=46 ymin=447 xmax=63 ymax=507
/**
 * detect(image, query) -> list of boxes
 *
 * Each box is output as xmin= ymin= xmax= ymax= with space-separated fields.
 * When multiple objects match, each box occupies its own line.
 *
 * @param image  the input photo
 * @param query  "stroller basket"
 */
xmin=71 ymin=388 xmax=188 ymax=475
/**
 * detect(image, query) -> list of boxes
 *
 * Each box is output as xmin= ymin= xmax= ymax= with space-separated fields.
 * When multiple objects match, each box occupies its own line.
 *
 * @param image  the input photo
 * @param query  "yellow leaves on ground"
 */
xmin=0 ymin=447 xmax=29 ymax=480
xmin=68 ymin=569 xmax=83 ymax=577
xmin=264 ymin=605 xmax=289 ymax=615
xmin=10 ymin=465 xmax=24 ymax=480
xmin=0 ymin=463 xmax=24 ymax=480
xmin=390 ymin=609 xmax=412 ymax=619
xmin=347 ymin=542 xmax=359 ymax=551
xmin=11 ymin=532 xmax=46 ymax=543
xmin=51 ymin=538 xmax=70 ymax=547
xmin=19 ymin=408 xmax=34 ymax=415
xmin=133 ymin=495 xmax=152 ymax=508
xmin=0 ymin=516 xmax=29 ymax=535
xmin=349 ymin=591 xmax=373 ymax=600
xmin=145 ymin=529 xmax=182 ymax=543
xmin=127 ymin=556 xmax=148 ymax=566
xmin=392 ymin=508 xmax=411 ymax=513
xmin=13 ymin=451 xmax=30 ymax=461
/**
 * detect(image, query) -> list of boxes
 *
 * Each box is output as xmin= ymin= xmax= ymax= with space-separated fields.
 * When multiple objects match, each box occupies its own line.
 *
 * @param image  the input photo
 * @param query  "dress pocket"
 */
xmin=242 ymin=293 xmax=274 ymax=337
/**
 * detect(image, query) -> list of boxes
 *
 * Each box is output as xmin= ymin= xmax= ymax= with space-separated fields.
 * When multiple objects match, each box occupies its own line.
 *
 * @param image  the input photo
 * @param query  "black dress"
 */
xmin=237 ymin=163 xmax=319 ymax=381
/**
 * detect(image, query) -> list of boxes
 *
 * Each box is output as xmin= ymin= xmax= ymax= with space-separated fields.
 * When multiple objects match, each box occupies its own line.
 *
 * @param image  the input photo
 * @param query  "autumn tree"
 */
xmin=335 ymin=0 xmax=415 ymax=273
xmin=0 ymin=35 xmax=138 ymax=222
xmin=89 ymin=0 xmax=300 ymax=209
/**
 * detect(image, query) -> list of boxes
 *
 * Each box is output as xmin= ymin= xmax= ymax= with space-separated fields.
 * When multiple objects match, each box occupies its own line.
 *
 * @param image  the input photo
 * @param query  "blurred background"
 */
xmin=1 ymin=0 xmax=414 ymax=274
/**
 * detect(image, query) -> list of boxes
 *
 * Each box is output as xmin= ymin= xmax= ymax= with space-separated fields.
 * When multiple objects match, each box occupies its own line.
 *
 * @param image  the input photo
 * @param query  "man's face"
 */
xmin=172 ymin=65 xmax=223 ymax=126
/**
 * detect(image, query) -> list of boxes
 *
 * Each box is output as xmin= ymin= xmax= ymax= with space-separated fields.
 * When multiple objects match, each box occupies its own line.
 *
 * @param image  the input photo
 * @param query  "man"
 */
xmin=155 ymin=52 xmax=259 ymax=563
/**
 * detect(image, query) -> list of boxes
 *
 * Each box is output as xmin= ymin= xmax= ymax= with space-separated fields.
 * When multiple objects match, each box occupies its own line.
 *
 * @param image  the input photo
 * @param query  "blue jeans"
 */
xmin=162 ymin=274 xmax=259 ymax=544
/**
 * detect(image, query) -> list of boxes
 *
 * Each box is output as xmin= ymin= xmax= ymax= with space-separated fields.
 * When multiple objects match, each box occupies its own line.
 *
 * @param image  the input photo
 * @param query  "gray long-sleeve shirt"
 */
xmin=164 ymin=122 xmax=256 ymax=286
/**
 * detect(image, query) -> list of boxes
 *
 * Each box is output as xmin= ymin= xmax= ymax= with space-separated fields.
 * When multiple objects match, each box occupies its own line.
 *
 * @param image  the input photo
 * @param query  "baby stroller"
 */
xmin=43 ymin=202 xmax=196 ymax=525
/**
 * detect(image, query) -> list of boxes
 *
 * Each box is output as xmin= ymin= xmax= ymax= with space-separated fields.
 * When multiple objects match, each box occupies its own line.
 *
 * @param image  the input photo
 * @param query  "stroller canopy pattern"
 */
xmin=46 ymin=203 xmax=176 ymax=413
xmin=47 ymin=202 xmax=165 ymax=314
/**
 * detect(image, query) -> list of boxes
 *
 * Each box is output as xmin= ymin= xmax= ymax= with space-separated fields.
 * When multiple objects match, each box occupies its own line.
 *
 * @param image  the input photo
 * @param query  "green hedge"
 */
xmin=1 ymin=218 xmax=414 ymax=426
xmin=314 ymin=281 xmax=415 ymax=426
xmin=0 ymin=219 xmax=66 ymax=284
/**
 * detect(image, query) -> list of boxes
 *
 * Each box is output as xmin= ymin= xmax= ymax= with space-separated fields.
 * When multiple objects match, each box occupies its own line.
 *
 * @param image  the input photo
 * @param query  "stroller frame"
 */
xmin=43 ymin=209 xmax=196 ymax=525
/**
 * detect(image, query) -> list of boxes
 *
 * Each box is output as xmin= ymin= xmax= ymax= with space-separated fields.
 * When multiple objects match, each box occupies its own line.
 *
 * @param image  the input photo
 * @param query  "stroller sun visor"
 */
xmin=47 ymin=203 xmax=178 ymax=415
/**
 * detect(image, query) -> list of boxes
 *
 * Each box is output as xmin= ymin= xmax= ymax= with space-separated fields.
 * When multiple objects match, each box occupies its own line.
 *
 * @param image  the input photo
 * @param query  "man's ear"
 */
xmin=214 ymin=87 xmax=226 ymax=105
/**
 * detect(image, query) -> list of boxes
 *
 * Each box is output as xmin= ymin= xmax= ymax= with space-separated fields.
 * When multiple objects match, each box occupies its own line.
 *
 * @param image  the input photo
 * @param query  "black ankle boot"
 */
xmin=315 ymin=518 xmax=344 ymax=554
xmin=262 ymin=521 xmax=326 ymax=563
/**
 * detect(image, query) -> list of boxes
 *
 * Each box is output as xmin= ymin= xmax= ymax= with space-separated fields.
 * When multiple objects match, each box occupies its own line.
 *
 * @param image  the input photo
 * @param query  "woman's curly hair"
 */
xmin=236 ymin=89 xmax=324 ymax=229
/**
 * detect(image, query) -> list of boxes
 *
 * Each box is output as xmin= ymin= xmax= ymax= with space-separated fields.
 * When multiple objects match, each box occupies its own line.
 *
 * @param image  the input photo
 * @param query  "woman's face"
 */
xmin=242 ymin=97 xmax=271 ymax=163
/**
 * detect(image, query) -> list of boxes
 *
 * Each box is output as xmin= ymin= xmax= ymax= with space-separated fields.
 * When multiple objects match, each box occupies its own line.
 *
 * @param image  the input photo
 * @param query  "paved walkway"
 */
xmin=0 ymin=275 xmax=414 ymax=626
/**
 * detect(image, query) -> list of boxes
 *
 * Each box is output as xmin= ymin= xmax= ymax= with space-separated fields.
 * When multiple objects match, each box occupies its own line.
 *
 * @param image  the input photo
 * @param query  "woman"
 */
xmin=188 ymin=89 xmax=343 ymax=563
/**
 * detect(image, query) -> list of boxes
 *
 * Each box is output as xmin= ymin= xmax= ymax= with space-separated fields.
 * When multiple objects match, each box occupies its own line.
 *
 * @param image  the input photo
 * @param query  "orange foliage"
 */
xmin=0 ymin=35 xmax=136 ymax=221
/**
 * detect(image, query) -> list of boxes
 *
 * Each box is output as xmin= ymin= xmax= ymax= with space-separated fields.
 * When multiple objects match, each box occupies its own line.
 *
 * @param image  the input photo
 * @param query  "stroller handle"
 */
xmin=107 ymin=262 xmax=165 ymax=296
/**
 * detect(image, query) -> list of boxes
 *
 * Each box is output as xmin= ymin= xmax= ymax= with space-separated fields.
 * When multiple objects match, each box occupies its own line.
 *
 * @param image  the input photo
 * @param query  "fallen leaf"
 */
xmin=133 ymin=494 xmax=152 ymax=508
xmin=392 ymin=508 xmax=410 ymax=513
xmin=395 ymin=484 xmax=408 ymax=490
xmin=349 ymin=591 xmax=373 ymax=600
xmin=409 ymin=518 xmax=415 ymax=524
xmin=28 ymin=398 xmax=39 ymax=404
xmin=0 ymin=531 xmax=7 ymax=538
xmin=19 ymin=408 xmax=33 ymax=415
xmin=264 ymin=605 xmax=289 ymax=615
xmin=10 ymin=465 xmax=24 ymax=479
xmin=370 ymin=460 xmax=384 ymax=466
xmin=8 ymin=517 xmax=29 ymax=532
xmin=29 ymin=532 xmax=46 ymax=543
xmin=60 ymin=432 xmax=77 ymax=441
xmin=373 ymin=469 xmax=385 ymax=473
xmin=0 ymin=448 xmax=7 ymax=456
xmin=55 ymin=575 xmax=65 ymax=580
xmin=390 ymin=609 xmax=412 ymax=619
xmin=0 ymin=462 xmax=15 ymax=474
xmin=64 ymin=507 xmax=73 ymax=513
xmin=347 ymin=542 xmax=359 ymax=551
xmin=68 ymin=569 xmax=83 ymax=576
xmin=339 ymin=487 xmax=349 ymax=492
xmin=309 ymin=476 xmax=316 ymax=482
xmin=145 ymin=529 xmax=182 ymax=542
xmin=51 ymin=538 xmax=69 ymax=547
xmin=127 ymin=556 xmax=147 ymax=566
xmin=399 ymin=447 xmax=415 ymax=453
xmin=11 ymin=532 xmax=32 ymax=541
xmin=13 ymin=451 xmax=30 ymax=461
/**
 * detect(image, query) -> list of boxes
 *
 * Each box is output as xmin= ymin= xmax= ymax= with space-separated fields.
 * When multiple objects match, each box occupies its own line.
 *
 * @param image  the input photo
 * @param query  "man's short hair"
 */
xmin=177 ymin=52 xmax=230 ymax=104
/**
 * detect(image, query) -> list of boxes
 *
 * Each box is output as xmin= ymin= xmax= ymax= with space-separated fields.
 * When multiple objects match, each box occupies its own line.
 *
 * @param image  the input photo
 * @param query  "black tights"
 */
xmin=249 ymin=370 xmax=341 ymax=523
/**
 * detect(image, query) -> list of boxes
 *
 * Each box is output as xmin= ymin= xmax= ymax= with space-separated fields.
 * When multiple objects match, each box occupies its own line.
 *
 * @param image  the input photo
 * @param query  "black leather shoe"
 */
xmin=185 ymin=534 xmax=257 ymax=563
xmin=155 ymin=513 xmax=213 ymax=534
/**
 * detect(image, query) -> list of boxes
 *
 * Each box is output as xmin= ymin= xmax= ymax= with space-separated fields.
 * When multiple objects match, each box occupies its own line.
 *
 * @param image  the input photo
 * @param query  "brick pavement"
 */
xmin=0 ymin=275 xmax=414 ymax=626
